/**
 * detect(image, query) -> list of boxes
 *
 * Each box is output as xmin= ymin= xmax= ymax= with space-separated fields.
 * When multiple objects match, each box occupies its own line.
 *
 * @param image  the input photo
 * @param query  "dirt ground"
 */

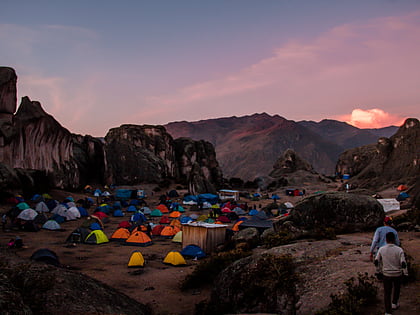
xmin=0 ymin=183 xmax=419 ymax=315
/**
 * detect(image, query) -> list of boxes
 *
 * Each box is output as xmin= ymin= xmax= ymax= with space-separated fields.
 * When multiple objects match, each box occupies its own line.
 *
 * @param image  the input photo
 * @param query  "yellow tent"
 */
xmin=163 ymin=251 xmax=186 ymax=266
xmin=172 ymin=231 xmax=182 ymax=243
xmin=128 ymin=251 xmax=145 ymax=267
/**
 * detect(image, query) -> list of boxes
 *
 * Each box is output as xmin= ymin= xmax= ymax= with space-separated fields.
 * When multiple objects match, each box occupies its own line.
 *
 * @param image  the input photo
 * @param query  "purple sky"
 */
xmin=1 ymin=1 xmax=420 ymax=136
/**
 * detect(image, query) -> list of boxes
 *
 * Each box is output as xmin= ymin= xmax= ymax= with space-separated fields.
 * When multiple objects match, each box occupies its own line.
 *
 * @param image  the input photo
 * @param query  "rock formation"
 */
xmin=0 ymin=67 xmax=17 ymax=122
xmin=0 ymin=92 xmax=107 ymax=190
xmin=336 ymin=118 xmax=420 ymax=189
xmin=105 ymin=124 xmax=176 ymax=185
xmin=105 ymin=126 xmax=223 ymax=193
xmin=174 ymin=137 xmax=222 ymax=193
xmin=277 ymin=192 xmax=384 ymax=234
xmin=269 ymin=148 xmax=314 ymax=177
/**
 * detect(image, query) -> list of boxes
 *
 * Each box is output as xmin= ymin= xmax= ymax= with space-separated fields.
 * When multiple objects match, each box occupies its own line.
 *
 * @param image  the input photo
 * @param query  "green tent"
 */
xmin=85 ymin=230 xmax=109 ymax=244
xmin=150 ymin=209 xmax=163 ymax=217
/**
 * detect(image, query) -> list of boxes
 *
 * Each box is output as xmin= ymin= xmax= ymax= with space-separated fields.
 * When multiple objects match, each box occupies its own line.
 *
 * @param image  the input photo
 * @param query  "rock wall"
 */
xmin=0 ymin=67 xmax=17 ymax=122
xmin=105 ymin=124 xmax=176 ymax=185
xmin=269 ymin=148 xmax=314 ymax=178
xmin=336 ymin=118 xmax=420 ymax=188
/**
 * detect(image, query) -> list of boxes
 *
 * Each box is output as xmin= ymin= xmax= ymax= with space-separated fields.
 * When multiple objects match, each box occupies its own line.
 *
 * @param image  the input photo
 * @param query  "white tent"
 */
xmin=35 ymin=201 xmax=50 ymax=213
xmin=67 ymin=207 xmax=81 ymax=219
xmin=377 ymin=199 xmax=400 ymax=212
xmin=17 ymin=208 xmax=38 ymax=221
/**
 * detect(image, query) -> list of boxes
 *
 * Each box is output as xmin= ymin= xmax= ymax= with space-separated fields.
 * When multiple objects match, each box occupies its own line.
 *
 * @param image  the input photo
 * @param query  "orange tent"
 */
xmin=160 ymin=226 xmax=176 ymax=238
xmin=110 ymin=228 xmax=130 ymax=241
xmin=397 ymin=184 xmax=408 ymax=191
xmin=156 ymin=204 xmax=169 ymax=213
xmin=131 ymin=225 xmax=147 ymax=234
xmin=125 ymin=231 xmax=153 ymax=246
xmin=170 ymin=219 xmax=181 ymax=229
xmin=169 ymin=211 xmax=181 ymax=218
xmin=232 ymin=221 xmax=244 ymax=232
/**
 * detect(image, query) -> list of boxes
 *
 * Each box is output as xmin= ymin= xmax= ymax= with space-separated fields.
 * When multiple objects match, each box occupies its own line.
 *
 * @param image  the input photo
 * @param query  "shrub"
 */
xmin=315 ymin=273 xmax=378 ymax=315
xmin=263 ymin=230 xmax=294 ymax=248
xmin=181 ymin=248 xmax=251 ymax=290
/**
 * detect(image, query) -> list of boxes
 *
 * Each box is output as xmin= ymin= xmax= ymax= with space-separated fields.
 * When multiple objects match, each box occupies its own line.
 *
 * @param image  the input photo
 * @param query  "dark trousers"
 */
xmin=383 ymin=275 xmax=402 ymax=313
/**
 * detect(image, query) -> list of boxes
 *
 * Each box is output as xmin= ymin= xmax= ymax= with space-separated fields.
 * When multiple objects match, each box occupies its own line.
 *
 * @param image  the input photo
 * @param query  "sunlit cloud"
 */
xmin=339 ymin=108 xmax=406 ymax=128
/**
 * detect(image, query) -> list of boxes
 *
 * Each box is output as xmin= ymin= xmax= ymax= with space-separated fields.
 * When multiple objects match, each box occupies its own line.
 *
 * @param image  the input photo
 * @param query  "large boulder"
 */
xmin=187 ymin=162 xmax=217 ymax=195
xmin=208 ymin=253 xmax=298 ymax=314
xmin=105 ymin=124 xmax=176 ymax=184
xmin=282 ymin=192 xmax=384 ymax=233
xmin=336 ymin=118 xmax=420 ymax=189
xmin=232 ymin=227 xmax=260 ymax=248
xmin=270 ymin=148 xmax=314 ymax=177
xmin=0 ymin=67 xmax=17 ymax=121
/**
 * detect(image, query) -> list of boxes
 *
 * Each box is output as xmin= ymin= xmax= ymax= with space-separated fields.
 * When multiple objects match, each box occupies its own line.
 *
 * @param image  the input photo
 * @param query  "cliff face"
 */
xmin=269 ymin=148 xmax=314 ymax=178
xmin=105 ymin=126 xmax=223 ymax=193
xmin=0 ymin=96 xmax=107 ymax=190
xmin=105 ymin=124 xmax=176 ymax=185
xmin=0 ymin=67 xmax=17 ymax=121
xmin=336 ymin=118 xmax=420 ymax=188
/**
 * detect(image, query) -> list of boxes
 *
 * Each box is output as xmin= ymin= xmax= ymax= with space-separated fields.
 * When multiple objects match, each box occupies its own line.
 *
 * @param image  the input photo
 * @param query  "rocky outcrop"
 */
xmin=277 ymin=192 xmax=384 ymax=233
xmin=270 ymin=148 xmax=314 ymax=177
xmin=105 ymin=124 xmax=176 ymax=185
xmin=0 ymin=96 xmax=106 ymax=190
xmin=174 ymin=137 xmax=222 ymax=193
xmin=336 ymin=118 xmax=420 ymax=189
xmin=0 ymin=251 xmax=151 ymax=315
xmin=0 ymin=67 xmax=17 ymax=122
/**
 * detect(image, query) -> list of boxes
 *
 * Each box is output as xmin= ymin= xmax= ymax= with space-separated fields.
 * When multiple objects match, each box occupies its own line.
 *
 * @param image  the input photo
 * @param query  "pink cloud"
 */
xmin=339 ymin=108 xmax=406 ymax=128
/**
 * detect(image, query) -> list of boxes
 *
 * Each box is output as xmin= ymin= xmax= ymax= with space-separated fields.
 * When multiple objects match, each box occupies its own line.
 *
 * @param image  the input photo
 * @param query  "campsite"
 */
xmin=1 ymin=181 xmax=419 ymax=315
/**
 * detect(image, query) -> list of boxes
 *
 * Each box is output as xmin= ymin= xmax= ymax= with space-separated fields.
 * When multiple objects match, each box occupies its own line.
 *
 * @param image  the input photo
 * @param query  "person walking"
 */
xmin=374 ymin=232 xmax=408 ymax=315
xmin=370 ymin=216 xmax=400 ymax=262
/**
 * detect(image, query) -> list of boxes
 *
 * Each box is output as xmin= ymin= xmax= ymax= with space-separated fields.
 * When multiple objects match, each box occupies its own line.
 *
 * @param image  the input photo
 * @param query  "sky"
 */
xmin=1 ymin=0 xmax=420 ymax=136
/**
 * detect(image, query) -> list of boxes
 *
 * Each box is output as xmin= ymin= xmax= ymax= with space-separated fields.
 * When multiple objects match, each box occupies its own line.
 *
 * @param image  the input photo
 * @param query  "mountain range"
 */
xmin=165 ymin=113 xmax=398 ymax=180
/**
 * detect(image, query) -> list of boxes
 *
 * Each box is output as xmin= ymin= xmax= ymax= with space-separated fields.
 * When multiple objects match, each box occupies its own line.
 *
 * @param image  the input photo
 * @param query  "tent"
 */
xmin=163 ymin=251 xmax=187 ymax=266
xmin=129 ymin=199 xmax=141 ymax=206
xmin=151 ymin=225 xmax=165 ymax=236
xmin=127 ymin=205 xmax=138 ymax=212
xmin=397 ymin=184 xmax=408 ymax=191
xmin=35 ymin=201 xmax=50 ymax=213
xmin=67 ymin=207 xmax=81 ymax=219
xmin=128 ymin=251 xmax=145 ymax=267
xmin=125 ymin=231 xmax=153 ymax=246
xmin=66 ymin=227 xmax=90 ymax=243
xmin=77 ymin=207 xmax=89 ymax=217
xmin=232 ymin=220 xmax=244 ymax=231
xmin=131 ymin=212 xmax=147 ymax=224
xmin=42 ymin=220 xmax=61 ymax=231
xmin=118 ymin=221 xmax=132 ymax=229
xmin=156 ymin=204 xmax=169 ymax=213
xmin=181 ymin=245 xmax=206 ymax=259
xmin=34 ymin=213 xmax=48 ymax=225
xmin=396 ymin=192 xmax=410 ymax=201
xmin=31 ymin=194 xmax=43 ymax=202
xmin=172 ymin=231 xmax=182 ymax=243
xmin=170 ymin=219 xmax=181 ymax=229
xmin=110 ymin=228 xmax=131 ymax=241
xmin=271 ymin=194 xmax=280 ymax=200
xmin=249 ymin=209 xmax=259 ymax=216
xmin=116 ymin=189 xmax=132 ymax=200
xmin=85 ymin=230 xmax=109 ymax=244
xmin=180 ymin=216 xmax=193 ymax=224
xmin=113 ymin=201 xmax=122 ymax=210
xmin=113 ymin=209 xmax=124 ymax=217
xmin=17 ymin=202 xmax=30 ymax=210
xmin=197 ymin=215 xmax=208 ymax=222
xmin=50 ymin=214 xmax=65 ymax=224
xmin=377 ymin=199 xmax=400 ymax=212
xmin=217 ymin=215 xmax=231 ymax=223
xmin=17 ymin=208 xmax=38 ymax=221
xmin=167 ymin=190 xmax=179 ymax=198
xmin=141 ymin=207 xmax=151 ymax=215
xmin=30 ymin=248 xmax=60 ymax=266
xmin=189 ymin=214 xmax=199 ymax=220
xmin=81 ymin=216 xmax=104 ymax=229
xmin=169 ymin=211 xmax=181 ymax=218
xmin=159 ymin=215 xmax=170 ymax=224
xmin=92 ymin=211 xmax=108 ymax=221
xmin=90 ymin=222 xmax=102 ymax=230
xmin=160 ymin=226 xmax=176 ymax=238
xmin=150 ymin=209 xmax=162 ymax=217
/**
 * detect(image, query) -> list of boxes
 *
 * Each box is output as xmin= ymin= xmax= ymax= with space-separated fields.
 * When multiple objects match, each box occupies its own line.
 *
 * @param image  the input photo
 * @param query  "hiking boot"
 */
xmin=392 ymin=303 xmax=400 ymax=310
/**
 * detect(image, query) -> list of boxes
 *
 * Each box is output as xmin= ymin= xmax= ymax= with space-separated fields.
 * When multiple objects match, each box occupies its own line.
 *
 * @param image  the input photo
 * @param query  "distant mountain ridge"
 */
xmin=165 ymin=113 xmax=399 ymax=180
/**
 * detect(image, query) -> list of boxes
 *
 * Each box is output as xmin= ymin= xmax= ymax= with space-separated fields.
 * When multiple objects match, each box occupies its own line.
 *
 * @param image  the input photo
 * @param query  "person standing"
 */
xmin=374 ymin=232 xmax=408 ymax=315
xmin=370 ymin=216 xmax=400 ymax=262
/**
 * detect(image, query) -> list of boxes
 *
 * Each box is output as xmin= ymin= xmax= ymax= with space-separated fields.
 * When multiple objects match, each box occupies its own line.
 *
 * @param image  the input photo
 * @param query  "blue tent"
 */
xmin=397 ymin=192 xmax=410 ymax=201
xmin=181 ymin=245 xmax=206 ymax=259
xmin=131 ymin=212 xmax=147 ymax=224
xmin=113 ymin=201 xmax=122 ymax=210
xmin=94 ymin=189 xmax=102 ymax=196
xmin=180 ymin=216 xmax=193 ymax=224
xmin=271 ymin=194 xmax=280 ymax=200
xmin=90 ymin=222 xmax=102 ymax=230
xmin=249 ymin=209 xmax=259 ymax=216
xmin=183 ymin=195 xmax=198 ymax=203
xmin=50 ymin=214 xmax=65 ymax=224
xmin=115 ymin=189 xmax=132 ymax=200
xmin=253 ymin=193 xmax=261 ymax=197
xmin=77 ymin=207 xmax=89 ymax=217
xmin=96 ymin=205 xmax=111 ymax=214
xmin=197 ymin=194 xmax=219 ymax=204
xmin=113 ymin=209 xmax=124 ymax=217
xmin=127 ymin=205 xmax=137 ymax=212
xmin=129 ymin=199 xmax=141 ymax=206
